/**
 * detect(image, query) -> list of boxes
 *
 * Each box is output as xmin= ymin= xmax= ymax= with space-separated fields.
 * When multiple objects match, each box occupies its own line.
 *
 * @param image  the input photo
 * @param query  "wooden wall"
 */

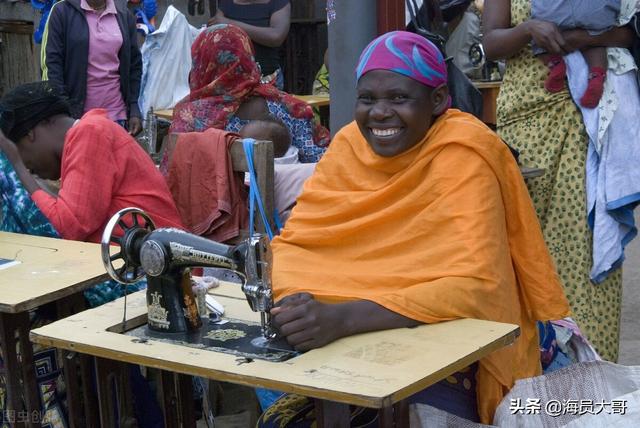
xmin=0 ymin=21 xmax=40 ymax=97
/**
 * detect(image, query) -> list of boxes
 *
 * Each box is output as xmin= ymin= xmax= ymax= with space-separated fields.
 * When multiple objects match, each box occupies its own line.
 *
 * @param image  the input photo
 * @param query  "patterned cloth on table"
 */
xmin=169 ymin=24 xmax=330 ymax=163
xmin=496 ymin=0 xmax=622 ymax=362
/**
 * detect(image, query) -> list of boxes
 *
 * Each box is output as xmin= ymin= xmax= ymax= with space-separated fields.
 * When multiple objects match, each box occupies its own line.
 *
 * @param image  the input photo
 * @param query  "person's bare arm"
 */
xmin=271 ymin=293 xmax=420 ymax=351
xmin=211 ymin=4 xmax=291 ymax=48
xmin=562 ymin=27 xmax=634 ymax=51
xmin=483 ymin=0 xmax=570 ymax=60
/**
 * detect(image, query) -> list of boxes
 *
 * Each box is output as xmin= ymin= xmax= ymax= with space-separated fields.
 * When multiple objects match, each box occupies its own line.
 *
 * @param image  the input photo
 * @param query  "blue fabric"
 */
xmin=531 ymin=0 xmax=620 ymax=32
xmin=142 ymin=0 xmax=157 ymax=19
xmin=31 ymin=0 xmax=55 ymax=44
xmin=0 ymin=152 xmax=58 ymax=237
xmin=538 ymin=321 xmax=572 ymax=374
xmin=565 ymin=52 xmax=640 ymax=282
xmin=273 ymin=67 xmax=284 ymax=90
xmin=227 ymin=100 xmax=326 ymax=163
xmin=135 ymin=8 xmax=156 ymax=35
xmin=255 ymin=387 xmax=285 ymax=411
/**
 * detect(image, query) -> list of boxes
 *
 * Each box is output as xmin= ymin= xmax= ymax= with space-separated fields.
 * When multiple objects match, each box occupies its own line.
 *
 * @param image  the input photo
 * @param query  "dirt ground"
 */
xmin=618 ymin=210 xmax=640 ymax=365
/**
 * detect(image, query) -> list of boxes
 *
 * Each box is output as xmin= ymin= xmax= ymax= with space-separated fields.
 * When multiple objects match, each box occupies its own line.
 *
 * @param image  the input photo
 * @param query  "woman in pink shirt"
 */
xmin=41 ymin=0 xmax=143 ymax=135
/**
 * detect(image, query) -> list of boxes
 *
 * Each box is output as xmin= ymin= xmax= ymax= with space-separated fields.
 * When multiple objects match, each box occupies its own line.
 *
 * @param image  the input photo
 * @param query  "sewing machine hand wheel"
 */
xmin=101 ymin=207 xmax=155 ymax=284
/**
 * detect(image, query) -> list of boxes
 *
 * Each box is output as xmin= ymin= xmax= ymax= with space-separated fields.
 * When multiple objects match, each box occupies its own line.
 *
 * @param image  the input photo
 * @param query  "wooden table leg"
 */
xmin=314 ymin=399 xmax=351 ymax=428
xmin=393 ymin=400 xmax=409 ymax=427
xmin=56 ymin=292 xmax=97 ymax=428
xmin=158 ymin=370 xmax=180 ymax=428
xmin=60 ymin=350 xmax=83 ymax=428
xmin=378 ymin=400 xmax=409 ymax=428
xmin=0 ymin=311 xmax=41 ymax=428
xmin=177 ymin=374 xmax=196 ymax=427
xmin=94 ymin=357 xmax=117 ymax=428
xmin=80 ymin=354 xmax=100 ymax=427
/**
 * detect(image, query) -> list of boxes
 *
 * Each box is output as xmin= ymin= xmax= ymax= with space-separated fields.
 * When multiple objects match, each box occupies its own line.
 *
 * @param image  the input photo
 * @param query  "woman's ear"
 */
xmin=431 ymin=84 xmax=450 ymax=115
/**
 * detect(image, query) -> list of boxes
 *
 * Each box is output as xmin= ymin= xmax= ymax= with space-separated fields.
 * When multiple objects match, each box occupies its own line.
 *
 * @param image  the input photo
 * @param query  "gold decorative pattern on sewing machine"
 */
xmin=204 ymin=329 xmax=247 ymax=342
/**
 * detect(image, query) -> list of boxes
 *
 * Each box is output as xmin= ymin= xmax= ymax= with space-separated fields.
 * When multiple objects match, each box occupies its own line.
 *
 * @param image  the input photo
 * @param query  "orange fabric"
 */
xmin=271 ymin=110 xmax=571 ymax=423
xmin=166 ymin=128 xmax=248 ymax=242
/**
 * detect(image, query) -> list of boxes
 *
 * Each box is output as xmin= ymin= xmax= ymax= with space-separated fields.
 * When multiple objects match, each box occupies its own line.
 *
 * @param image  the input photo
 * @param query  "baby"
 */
xmin=238 ymin=115 xmax=292 ymax=159
xmin=531 ymin=0 xmax=621 ymax=108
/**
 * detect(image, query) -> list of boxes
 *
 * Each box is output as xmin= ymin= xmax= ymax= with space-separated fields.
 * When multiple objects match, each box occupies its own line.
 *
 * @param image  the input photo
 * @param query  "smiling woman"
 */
xmin=355 ymin=71 xmax=447 ymax=157
xmin=259 ymin=31 xmax=571 ymax=426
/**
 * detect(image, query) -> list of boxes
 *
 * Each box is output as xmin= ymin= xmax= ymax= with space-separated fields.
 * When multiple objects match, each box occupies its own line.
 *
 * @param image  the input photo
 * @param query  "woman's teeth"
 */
xmin=371 ymin=128 xmax=400 ymax=137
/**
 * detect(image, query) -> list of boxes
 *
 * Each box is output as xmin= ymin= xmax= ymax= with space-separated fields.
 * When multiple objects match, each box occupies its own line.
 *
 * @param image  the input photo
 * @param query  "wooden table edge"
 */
xmin=30 ymin=320 xmax=520 ymax=409
xmin=0 ymin=273 xmax=110 ymax=314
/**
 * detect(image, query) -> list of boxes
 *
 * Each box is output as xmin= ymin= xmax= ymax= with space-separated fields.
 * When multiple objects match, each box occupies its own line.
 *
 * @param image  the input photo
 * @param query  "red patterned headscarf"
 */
xmin=170 ymin=24 xmax=329 ymax=147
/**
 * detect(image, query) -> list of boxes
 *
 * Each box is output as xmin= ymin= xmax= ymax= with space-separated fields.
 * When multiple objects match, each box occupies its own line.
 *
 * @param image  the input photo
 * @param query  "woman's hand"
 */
xmin=207 ymin=9 xmax=228 ymax=27
xmin=271 ymin=293 xmax=349 ymax=352
xmin=524 ymin=19 xmax=571 ymax=55
xmin=128 ymin=116 xmax=142 ymax=136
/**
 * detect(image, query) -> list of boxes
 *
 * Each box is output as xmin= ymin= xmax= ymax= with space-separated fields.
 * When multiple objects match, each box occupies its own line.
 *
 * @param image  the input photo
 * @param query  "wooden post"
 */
xmin=377 ymin=0 xmax=407 ymax=34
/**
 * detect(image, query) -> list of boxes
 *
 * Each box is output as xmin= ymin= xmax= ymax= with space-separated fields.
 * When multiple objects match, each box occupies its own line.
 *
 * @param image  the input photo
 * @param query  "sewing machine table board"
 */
xmin=31 ymin=283 xmax=520 ymax=410
xmin=0 ymin=231 xmax=110 ymax=427
xmin=0 ymin=231 xmax=109 ymax=313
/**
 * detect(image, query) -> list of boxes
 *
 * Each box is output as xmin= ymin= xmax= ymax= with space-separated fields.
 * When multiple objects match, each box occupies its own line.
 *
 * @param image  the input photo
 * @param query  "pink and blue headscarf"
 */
xmin=356 ymin=31 xmax=448 ymax=89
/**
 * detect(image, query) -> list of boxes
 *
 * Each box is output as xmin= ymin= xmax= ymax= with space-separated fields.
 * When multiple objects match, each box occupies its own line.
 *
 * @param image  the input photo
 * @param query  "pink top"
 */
xmin=81 ymin=0 xmax=127 ymax=121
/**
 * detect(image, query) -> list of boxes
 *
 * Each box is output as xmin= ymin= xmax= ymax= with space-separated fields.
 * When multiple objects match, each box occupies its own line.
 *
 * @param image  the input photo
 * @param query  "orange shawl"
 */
xmin=271 ymin=109 xmax=570 ymax=423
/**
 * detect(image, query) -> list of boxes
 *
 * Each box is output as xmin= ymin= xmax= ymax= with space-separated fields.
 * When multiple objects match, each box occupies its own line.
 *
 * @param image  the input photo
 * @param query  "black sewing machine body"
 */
xmin=101 ymin=208 xmax=296 ymax=361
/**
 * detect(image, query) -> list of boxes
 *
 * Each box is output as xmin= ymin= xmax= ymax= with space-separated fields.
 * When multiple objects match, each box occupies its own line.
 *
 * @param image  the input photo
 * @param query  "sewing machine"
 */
xmin=100 ymin=207 xmax=295 ymax=361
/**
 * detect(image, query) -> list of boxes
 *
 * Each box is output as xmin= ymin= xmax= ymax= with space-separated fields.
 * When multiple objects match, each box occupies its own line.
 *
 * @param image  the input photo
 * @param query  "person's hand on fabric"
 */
xmin=128 ymin=116 xmax=142 ymax=136
xmin=525 ymin=20 xmax=570 ymax=55
xmin=271 ymin=292 xmax=349 ymax=352
xmin=0 ymin=129 xmax=22 ymax=165
xmin=207 ymin=9 xmax=228 ymax=27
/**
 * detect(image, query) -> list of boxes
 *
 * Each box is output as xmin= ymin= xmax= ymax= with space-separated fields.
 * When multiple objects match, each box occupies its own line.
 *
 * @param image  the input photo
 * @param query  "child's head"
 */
xmin=239 ymin=116 xmax=291 ymax=158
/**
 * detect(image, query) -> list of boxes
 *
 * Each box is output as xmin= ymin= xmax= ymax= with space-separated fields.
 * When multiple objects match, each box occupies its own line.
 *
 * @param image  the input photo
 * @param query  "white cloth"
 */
xmin=274 ymin=163 xmax=316 ymax=223
xmin=564 ymin=49 xmax=640 ymax=283
xmin=274 ymin=146 xmax=300 ymax=165
xmin=493 ymin=361 xmax=640 ymax=427
xmin=138 ymin=6 xmax=201 ymax=118
xmin=409 ymin=361 xmax=640 ymax=427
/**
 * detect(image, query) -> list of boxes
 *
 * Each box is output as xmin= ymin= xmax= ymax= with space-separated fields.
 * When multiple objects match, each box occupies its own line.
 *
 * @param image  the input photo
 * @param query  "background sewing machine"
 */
xmin=469 ymin=41 xmax=503 ymax=82
xmin=101 ymin=207 xmax=296 ymax=362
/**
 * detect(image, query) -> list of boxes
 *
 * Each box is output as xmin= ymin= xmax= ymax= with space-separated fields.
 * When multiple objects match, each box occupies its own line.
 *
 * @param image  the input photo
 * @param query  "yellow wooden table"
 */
xmin=31 ymin=282 xmax=519 ymax=427
xmin=153 ymin=109 xmax=173 ymax=121
xmin=293 ymin=94 xmax=330 ymax=108
xmin=0 ymin=232 xmax=109 ymax=427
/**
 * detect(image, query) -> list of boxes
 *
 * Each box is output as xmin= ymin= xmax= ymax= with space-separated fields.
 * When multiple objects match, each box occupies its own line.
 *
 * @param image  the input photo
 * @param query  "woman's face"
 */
xmin=355 ymin=70 xmax=447 ymax=157
xmin=17 ymin=123 xmax=61 ymax=180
